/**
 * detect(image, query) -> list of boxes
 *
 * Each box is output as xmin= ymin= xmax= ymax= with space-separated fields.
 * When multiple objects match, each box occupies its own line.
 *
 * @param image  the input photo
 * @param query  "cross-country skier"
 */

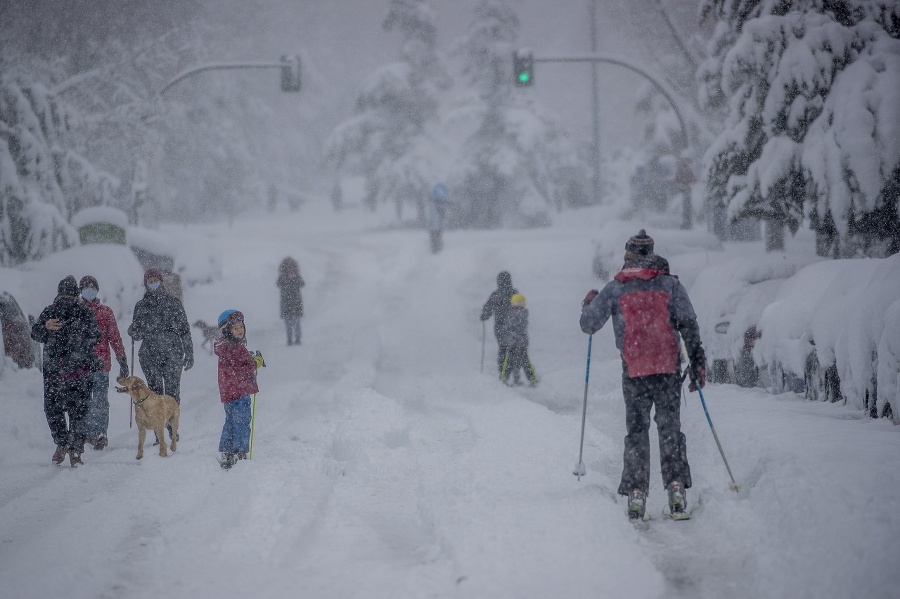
xmin=480 ymin=271 xmax=519 ymax=377
xmin=579 ymin=230 xmax=706 ymax=520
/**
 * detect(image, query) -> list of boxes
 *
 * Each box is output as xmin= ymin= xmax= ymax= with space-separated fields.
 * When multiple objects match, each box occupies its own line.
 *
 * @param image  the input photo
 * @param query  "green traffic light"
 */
xmin=518 ymin=72 xmax=530 ymax=84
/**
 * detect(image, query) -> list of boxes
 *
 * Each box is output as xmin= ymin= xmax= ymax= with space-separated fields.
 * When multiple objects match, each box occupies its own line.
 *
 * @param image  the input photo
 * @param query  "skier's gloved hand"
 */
xmin=689 ymin=364 xmax=706 ymax=392
xmin=117 ymin=356 xmax=129 ymax=380
xmin=582 ymin=289 xmax=599 ymax=308
xmin=183 ymin=353 xmax=194 ymax=371
xmin=253 ymin=351 xmax=266 ymax=369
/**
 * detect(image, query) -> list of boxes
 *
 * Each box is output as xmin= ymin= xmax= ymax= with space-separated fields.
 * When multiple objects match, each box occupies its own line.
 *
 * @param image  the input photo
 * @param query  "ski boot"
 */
xmin=93 ymin=435 xmax=108 ymax=450
xmin=667 ymin=481 xmax=687 ymax=515
xmin=628 ymin=489 xmax=646 ymax=521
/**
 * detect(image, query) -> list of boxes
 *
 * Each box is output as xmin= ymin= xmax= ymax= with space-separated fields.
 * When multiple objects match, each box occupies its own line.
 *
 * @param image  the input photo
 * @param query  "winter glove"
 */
xmin=183 ymin=353 xmax=194 ymax=371
xmin=253 ymin=351 xmax=266 ymax=369
xmin=117 ymin=356 xmax=129 ymax=380
xmin=688 ymin=364 xmax=706 ymax=392
xmin=582 ymin=289 xmax=599 ymax=308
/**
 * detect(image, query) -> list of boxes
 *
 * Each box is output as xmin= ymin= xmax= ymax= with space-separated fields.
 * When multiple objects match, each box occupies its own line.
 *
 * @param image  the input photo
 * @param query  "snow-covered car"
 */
xmin=129 ymin=226 xmax=221 ymax=296
xmin=755 ymin=254 xmax=900 ymax=418
xmin=691 ymin=250 xmax=821 ymax=388
xmin=0 ymin=291 xmax=39 ymax=370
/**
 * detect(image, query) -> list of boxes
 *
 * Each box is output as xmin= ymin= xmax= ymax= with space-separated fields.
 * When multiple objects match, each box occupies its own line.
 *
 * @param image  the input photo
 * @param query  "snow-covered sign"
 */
xmin=71 ymin=207 xmax=129 ymax=246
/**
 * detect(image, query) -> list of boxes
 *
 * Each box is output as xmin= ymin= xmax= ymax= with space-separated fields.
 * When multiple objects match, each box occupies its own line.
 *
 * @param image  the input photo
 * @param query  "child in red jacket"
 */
xmin=215 ymin=309 xmax=260 ymax=470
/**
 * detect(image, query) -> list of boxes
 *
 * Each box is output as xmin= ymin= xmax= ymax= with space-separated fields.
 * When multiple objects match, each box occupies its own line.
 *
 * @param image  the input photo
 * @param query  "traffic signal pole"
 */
xmin=529 ymin=53 xmax=688 ymax=147
xmin=514 ymin=50 xmax=690 ymax=205
xmin=160 ymin=56 xmax=301 ymax=96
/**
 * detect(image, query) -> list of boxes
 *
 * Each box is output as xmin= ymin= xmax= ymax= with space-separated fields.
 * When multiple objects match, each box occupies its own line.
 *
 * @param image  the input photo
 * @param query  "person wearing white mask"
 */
xmin=128 ymin=268 xmax=193 ymax=445
xmin=78 ymin=275 xmax=128 ymax=450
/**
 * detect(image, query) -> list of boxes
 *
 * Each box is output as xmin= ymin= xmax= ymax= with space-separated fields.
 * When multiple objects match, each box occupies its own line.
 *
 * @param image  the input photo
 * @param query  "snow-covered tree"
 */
xmin=0 ymin=74 xmax=106 ymax=265
xmin=699 ymin=0 xmax=900 ymax=256
xmin=325 ymin=0 xmax=449 ymax=223
xmin=448 ymin=0 xmax=586 ymax=227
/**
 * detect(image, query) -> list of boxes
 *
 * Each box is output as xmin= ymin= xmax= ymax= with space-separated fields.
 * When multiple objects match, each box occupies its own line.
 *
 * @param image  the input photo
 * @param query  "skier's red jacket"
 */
xmin=215 ymin=336 xmax=259 ymax=403
xmin=82 ymin=299 xmax=126 ymax=372
xmin=580 ymin=266 xmax=705 ymax=378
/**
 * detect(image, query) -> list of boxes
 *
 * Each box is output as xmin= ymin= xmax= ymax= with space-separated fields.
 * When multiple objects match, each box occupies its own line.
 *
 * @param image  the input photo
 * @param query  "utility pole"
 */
xmin=589 ymin=0 xmax=601 ymax=205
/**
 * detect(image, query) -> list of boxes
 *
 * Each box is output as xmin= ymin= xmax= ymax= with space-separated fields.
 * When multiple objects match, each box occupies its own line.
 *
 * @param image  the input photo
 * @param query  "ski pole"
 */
xmin=694 ymin=379 xmax=739 ymax=492
xmin=480 ymin=321 xmax=486 ymax=374
xmin=574 ymin=335 xmax=592 ymax=480
xmin=249 ymin=392 xmax=257 ymax=460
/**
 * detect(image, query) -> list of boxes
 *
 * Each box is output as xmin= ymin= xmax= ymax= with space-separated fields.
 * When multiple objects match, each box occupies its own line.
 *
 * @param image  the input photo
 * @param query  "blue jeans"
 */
xmin=86 ymin=371 xmax=110 ymax=438
xmin=219 ymin=395 xmax=252 ymax=454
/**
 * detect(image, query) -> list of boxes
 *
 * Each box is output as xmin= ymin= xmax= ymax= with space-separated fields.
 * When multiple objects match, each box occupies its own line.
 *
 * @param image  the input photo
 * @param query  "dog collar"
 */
xmin=133 ymin=392 xmax=151 ymax=406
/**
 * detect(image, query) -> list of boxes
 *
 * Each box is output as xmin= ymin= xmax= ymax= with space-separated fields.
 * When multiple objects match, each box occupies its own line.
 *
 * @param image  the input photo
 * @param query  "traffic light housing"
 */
xmin=280 ymin=55 xmax=301 ymax=92
xmin=513 ymin=50 xmax=533 ymax=87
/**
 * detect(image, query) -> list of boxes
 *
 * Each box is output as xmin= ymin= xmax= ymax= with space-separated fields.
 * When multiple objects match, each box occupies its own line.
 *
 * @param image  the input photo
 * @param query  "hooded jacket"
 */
xmin=480 ymin=274 xmax=519 ymax=341
xmin=31 ymin=295 xmax=101 ymax=381
xmin=580 ymin=260 xmax=705 ymax=378
xmin=128 ymin=288 xmax=193 ymax=366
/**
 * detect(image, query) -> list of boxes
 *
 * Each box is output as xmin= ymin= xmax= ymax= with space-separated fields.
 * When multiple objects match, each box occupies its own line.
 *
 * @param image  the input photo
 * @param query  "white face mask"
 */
xmin=147 ymin=281 xmax=161 ymax=291
xmin=81 ymin=288 xmax=98 ymax=301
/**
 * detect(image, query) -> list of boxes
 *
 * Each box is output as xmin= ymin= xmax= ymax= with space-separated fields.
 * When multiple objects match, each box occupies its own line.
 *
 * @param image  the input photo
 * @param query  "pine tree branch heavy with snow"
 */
xmin=699 ymin=0 xmax=900 ymax=256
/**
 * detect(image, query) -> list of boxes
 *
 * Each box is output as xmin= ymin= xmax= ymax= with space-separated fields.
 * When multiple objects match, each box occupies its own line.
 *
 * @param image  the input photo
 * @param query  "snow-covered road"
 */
xmin=2 ymin=205 xmax=898 ymax=599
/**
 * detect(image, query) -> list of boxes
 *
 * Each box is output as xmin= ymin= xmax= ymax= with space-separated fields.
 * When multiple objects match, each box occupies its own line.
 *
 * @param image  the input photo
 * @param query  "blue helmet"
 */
xmin=431 ymin=183 xmax=449 ymax=201
xmin=218 ymin=309 xmax=244 ymax=328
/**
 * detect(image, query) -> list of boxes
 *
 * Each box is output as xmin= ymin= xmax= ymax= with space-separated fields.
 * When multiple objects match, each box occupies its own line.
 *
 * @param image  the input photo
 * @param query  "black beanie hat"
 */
xmin=497 ymin=271 xmax=512 ymax=287
xmin=58 ymin=275 xmax=79 ymax=297
xmin=625 ymin=229 xmax=654 ymax=256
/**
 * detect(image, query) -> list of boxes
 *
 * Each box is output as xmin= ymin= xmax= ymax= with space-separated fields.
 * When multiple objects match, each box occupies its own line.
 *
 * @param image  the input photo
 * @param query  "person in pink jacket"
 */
xmin=215 ymin=309 xmax=260 ymax=470
xmin=79 ymin=276 xmax=128 ymax=450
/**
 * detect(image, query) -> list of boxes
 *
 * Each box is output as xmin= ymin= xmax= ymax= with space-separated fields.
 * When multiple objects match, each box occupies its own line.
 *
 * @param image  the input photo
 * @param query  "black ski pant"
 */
xmin=617 ymin=372 xmax=691 ymax=497
xmin=140 ymin=352 xmax=183 ymax=404
xmin=44 ymin=375 xmax=93 ymax=454
xmin=501 ymin=346 xmax=537 ymax=384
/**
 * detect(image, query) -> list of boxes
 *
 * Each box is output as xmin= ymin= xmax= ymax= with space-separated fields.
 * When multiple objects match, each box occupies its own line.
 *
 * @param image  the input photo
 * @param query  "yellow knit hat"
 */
xmin=510 ymin=293 xmax=526 ymax=307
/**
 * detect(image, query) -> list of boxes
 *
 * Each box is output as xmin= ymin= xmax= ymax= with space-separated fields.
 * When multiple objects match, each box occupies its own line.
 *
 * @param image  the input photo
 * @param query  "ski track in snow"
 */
xmin=1 ymin=205 xmax=898 ymax=599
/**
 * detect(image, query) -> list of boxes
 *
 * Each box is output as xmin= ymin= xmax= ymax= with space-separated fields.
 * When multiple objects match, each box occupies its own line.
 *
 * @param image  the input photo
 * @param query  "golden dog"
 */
xmin=115 ymin=375 xmax=180 ymax=459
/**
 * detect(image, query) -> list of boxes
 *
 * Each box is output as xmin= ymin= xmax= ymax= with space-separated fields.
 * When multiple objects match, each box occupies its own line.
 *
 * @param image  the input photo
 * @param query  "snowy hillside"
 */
xmin=1 ymin=203 xmax=898 ymax=599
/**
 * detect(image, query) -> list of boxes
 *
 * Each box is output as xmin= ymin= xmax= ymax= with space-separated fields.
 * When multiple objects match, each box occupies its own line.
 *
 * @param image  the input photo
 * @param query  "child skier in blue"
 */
xmin=215 ymin=309 xmax=261 ymax=469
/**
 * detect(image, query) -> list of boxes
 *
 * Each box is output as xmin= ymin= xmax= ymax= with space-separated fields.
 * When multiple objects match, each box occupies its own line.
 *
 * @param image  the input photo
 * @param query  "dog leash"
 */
xmin=130 ymin=338 xmax=135 ymax=429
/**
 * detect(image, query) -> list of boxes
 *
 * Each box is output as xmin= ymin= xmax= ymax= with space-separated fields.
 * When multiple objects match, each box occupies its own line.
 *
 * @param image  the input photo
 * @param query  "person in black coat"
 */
xmin=31 ymin=275 xmax=101 ymax=466
xmin=277 ymin=257 xmax=305 ymax=345
xmin=480 ymin=271 xmax=519 ymax=375
xmin=127 ymin=267 xmax=193 ymax=406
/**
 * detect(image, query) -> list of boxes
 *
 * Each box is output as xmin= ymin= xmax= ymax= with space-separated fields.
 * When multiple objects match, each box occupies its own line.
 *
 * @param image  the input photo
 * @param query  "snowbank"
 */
xmin=15 ymin=244 xmax=144 ymax=322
